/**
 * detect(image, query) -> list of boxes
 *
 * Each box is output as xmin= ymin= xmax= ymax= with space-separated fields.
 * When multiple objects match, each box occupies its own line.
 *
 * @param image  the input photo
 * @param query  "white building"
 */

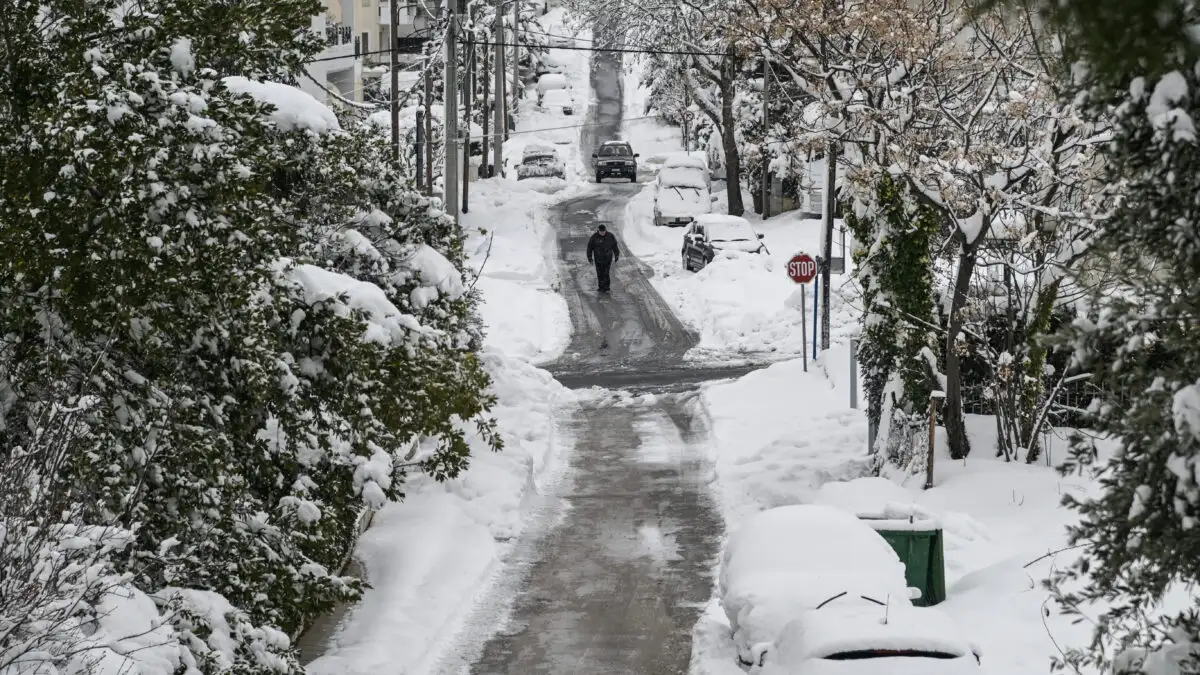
xmin=303 ymin=0 xmax=388 ymax=105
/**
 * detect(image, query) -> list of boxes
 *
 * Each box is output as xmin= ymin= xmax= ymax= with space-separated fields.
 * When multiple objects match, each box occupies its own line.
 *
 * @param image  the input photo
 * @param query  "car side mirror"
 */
xmin=710 ymin=194 xmax=719 ymax=202
xmin=591 ymin=152 xmax=597 ymax=158
xmin=757 ymin=233 xmax=764 ymax=239
xmin=634 ymin=153 xmax=640 ymax=158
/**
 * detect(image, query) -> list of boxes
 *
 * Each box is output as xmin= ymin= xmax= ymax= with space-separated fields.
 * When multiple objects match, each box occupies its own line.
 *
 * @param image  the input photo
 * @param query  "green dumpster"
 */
xmin=859 ymin=516 xmax=947 ymax=607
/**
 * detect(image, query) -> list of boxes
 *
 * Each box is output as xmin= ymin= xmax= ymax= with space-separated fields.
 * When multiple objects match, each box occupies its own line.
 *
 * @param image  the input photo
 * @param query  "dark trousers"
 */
xmin=595 ymin=261 xmax=612 ymax=291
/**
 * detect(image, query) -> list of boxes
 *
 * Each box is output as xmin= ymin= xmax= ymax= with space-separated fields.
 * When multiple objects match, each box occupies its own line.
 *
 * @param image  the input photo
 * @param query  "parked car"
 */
xmin=653 ymin=155 xmax=715 ymax=226
xmin=535 ymin=72 xmax=568 ymax=94
xmin=591 ymin=140 xmax=638 ymax=182
xmin=540 ymin=88 xmax=574 ymax=115
xmin=515 ymin=144 xmax=565 ymax=180
xmin=534 ymin=51 xmax=567 ymax=76
xmin=719 ymin=504 xmax=919 ymax=667
xmin=754 ymin=603 xmax=981 ymax=674
xmin=681 ymin=214 xmax=768 ymax=272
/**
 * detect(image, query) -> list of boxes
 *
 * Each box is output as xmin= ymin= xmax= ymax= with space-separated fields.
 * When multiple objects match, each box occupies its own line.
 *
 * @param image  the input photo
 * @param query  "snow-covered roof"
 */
xmin=523 ymin=143 xmax=558 ymax=157
xmin=663 ymin=154 xmax=707 ymax=170
xmin=769 ymin=604 xmax=975 ymax=664
xmin=536 ymin=73 xmax=568 ymax=92
xmin=693 ymin=214 xmax=758 ymax=242
xmin=222 ymin=76 xmax=341 ymax=134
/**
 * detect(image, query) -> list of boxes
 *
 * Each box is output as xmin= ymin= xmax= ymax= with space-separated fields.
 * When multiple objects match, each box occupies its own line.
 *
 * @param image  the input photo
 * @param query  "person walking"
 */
xmin=586 ymin=224 xmax=620 ymax=293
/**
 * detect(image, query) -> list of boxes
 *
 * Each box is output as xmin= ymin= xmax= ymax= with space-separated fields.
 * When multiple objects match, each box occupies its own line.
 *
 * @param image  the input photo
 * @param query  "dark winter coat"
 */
xmin=587 ymin=231 xmax=620 ymax=265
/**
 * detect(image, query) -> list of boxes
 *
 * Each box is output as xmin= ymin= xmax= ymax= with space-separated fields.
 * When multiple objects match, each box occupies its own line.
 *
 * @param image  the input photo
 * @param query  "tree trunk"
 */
xmin=1021 ymin=278 xmax=1062 ymax=463
xmin=720 ymin=56 xmax=744 ymax=216
xmin=943 ymin=243 xmax=979 ymax=460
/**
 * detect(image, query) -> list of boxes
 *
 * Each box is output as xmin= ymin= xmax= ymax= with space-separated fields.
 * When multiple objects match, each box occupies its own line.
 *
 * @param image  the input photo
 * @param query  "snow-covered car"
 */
xmin=681 ymin=214 xmax=768 ymax=272
xmin=515 ymin=145 xmax=565 ymax=180
xmin=540 ymin=88 xmax=574 ymax=115
xmin=719 ymin=504 xmax=918 ymax=667
xmin=754 ymin=603 xmax=981 ymax=675
xmin=591 ymin=140 xmax=638 ymax=182
xmin=535 ymin=72 xmax=568 ymax=93
xmin=653 ymin=156 xmax=715 ymax=226
xmin=534 ymin=51 xmax=567 ymax=76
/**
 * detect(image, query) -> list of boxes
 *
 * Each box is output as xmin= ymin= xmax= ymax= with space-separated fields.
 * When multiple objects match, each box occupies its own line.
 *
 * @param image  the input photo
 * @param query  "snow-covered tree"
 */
xmin=0 ymin=0 xmax=497 ymax=670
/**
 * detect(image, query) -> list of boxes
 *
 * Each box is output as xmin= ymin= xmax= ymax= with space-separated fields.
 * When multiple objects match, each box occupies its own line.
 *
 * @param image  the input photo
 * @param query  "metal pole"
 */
xmin=462 ymin=33 xmax=473 ymax=208
xmin=925 ymin=395 xmax=938 ymax=490
xmin=462 ymin=131 xmax=470 ymax=212
xmin=511 ymin=0 xmax=519 ymax=135
xmin=389 ymin=0 xmax=401 ymax=165
xmin=849 ymin=338 xmax=858 ymax=409
xmin=812 ymin=274 xmax=820 ymax=361
xmin=424 ymin=68 xmax=433 ymax=191
xmin=481 ymin=43 xmax=491 ymax=176
xmin=444 ymin=11 xmax=459 ymax=218
xmin=493 ymin=1 xmax=505 ymax=176
xmin=801 ymin=286 xmax=808 ymax=373
xmin=416 ymin=109 xmax=425 ymax=190
xmin=761 ymin=57 xmax=770 ymax=219
xmin=820 ymin=142 xmax=836 ymax=350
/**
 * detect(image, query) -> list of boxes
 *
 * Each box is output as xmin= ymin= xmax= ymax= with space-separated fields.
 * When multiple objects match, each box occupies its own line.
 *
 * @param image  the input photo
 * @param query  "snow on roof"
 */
xmin=222 ymin=76 xmax=341 ymax=134
xmin=285 ymin=261 xmax=428 ymax=345
xmin=720 ymin=505 xmax=911 ymax=651
xmin=771 ymin=604 xmax=974 ymax=664
xmin=663 ymin=154 xmax=707 ymax=170
xmin=523 ymin=143 xmax=558 ymax=157
xmin=536 ymin=73 xmax=568 ymax=91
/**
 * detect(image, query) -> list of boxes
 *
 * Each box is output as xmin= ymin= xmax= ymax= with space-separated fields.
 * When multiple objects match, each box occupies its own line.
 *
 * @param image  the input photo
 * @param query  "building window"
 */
xmin=362 ymin=32 xmax=369 ymax=55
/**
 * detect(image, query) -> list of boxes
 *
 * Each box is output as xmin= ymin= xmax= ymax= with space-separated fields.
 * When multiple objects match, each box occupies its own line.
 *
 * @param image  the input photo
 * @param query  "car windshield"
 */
xmin=659 ymin=166 xmax=706 ymax=189
xmin=600 ymin=145 xmax=631 ymax=157
xmin=706 ymin=220 xmax=756 ymax=242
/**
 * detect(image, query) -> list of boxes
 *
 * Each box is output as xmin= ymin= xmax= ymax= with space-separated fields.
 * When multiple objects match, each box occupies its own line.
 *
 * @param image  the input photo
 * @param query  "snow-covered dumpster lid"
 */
xmin=811 ymin=478 xmax=940 ymax=529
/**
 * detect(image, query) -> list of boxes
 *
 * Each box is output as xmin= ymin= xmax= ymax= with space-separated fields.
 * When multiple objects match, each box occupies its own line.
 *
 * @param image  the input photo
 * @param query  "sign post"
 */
xmin=787 ymin=253 xmax=818 ymax=373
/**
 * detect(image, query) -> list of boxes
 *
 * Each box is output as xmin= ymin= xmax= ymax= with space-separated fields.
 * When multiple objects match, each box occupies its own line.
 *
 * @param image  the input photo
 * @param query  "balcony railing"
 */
xmin=325 ymin=23 xmax=353 ymax=46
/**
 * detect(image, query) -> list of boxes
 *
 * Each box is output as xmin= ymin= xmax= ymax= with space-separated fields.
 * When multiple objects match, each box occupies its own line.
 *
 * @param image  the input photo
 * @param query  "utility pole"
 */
xmin=389 ymin=0 xmax=401 ymax=165
xmin=481 ymin=42 xmax=491 ymax=177
xmin=820 ymin=142 xmax=836 ymax=350
xmin=493 ymin=0 xmax=505 ymax=177
xmin=462 ymin=33 xmax=473 ymax=211
xmin=511 ymin=0 xmax=520 ymax=134
xmin=444 ymin=11 xmax=459 ymax=219
xmin=416 ymin=108 xmax=425 ymax=191
xmin=682 ymin=86 xmax=690 ymax=150
xmin=761 ymin=57 xmax=771 ymax=219
xmin=423 ymin=66 xmax=433 ymax=193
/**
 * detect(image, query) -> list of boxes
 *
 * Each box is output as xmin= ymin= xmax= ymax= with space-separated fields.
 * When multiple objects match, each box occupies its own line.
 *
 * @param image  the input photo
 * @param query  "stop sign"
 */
xmin=787 ymin=253 xmax=818 ymax=284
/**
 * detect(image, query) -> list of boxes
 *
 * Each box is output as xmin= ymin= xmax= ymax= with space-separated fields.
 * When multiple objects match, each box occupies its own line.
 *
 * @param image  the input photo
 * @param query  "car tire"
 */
xmin=683 ymin=253 xmax=693 ymax=272
xmin=595 ymin=173 xmax=602 ymax=183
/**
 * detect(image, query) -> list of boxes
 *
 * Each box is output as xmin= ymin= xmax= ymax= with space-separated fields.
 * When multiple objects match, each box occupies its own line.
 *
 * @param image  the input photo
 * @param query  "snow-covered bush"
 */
xmin=0 ymin=0 xmax=496 ymax=671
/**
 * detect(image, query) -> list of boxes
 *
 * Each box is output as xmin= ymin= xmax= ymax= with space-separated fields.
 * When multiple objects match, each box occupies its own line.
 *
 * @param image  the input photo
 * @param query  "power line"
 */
xmin=462 ymin=38 xmax=729 ymax=58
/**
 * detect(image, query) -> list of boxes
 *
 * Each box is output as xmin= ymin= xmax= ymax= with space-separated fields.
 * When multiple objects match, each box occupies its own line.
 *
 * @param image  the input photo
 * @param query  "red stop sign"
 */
xmin=787 ymin=253 xmax=818 ymax=284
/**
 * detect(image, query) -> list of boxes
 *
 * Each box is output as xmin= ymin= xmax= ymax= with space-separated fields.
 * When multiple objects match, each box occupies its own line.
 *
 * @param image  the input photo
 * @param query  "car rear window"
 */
xmin=824 ymin=649 xmax=961 ymax=660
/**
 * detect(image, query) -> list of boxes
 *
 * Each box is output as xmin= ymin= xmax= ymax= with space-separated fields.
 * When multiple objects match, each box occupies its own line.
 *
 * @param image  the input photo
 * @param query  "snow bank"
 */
xmin=694 ymin=347 xmax=1119 ymax=675
xmin=305 ymin=350 xmax=573 ymax=675
xmin=222 ymin=77 xmax=340 ymax=133
xmin=462 ymin=179 xmax=572 ymax=363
